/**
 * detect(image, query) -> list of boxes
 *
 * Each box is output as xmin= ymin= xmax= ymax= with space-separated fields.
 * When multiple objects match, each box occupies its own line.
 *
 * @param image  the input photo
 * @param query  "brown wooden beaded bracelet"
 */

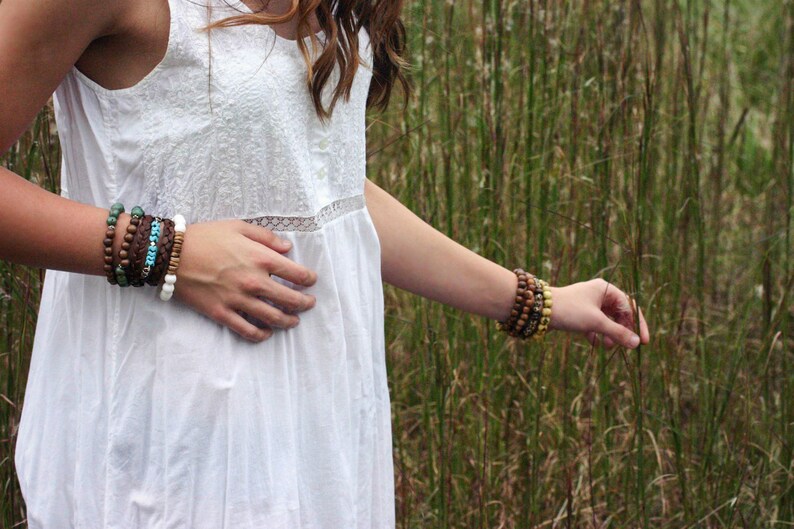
xmin=511 ymin=273 xmax=540 ymax=336
xmin=499 ymin=268 xmax=535 ymax=332
xmin=116 ymin=207 xmax=144 ymax=286
xmin=498 ymin=268 xmax=538 ymax=336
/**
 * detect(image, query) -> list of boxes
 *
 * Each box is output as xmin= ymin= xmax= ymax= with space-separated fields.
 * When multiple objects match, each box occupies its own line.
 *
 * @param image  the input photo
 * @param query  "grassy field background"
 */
xmin=3 ymin=0 xmax=794 ymax=526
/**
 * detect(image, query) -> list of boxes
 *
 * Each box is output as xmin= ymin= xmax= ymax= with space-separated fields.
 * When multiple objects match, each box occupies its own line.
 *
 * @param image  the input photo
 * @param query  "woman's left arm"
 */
xmin=364 ymin=178 xmax=650 ymax=349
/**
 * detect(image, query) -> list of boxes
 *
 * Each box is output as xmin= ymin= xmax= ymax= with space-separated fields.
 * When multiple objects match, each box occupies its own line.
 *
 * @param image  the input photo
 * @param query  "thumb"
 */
xmin=597 ymin=315 xmax=641 ymax=349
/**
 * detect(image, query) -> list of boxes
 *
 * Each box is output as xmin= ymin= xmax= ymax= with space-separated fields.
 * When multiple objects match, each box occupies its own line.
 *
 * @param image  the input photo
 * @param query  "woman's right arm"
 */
xmin=1 ymin=0 xmax=317 ymax=342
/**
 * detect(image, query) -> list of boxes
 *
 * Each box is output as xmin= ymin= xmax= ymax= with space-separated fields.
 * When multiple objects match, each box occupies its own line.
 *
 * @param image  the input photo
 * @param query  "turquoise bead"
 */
xmin=131 ymin=206 xmax=145 ymax=218
xmin=106 ymin=216 xmax=117 ymax=226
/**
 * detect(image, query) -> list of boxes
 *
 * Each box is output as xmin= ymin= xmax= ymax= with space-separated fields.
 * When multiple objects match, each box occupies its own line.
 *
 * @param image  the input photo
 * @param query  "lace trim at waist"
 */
xmin=241 ymin=194 xmax=365 ymax=232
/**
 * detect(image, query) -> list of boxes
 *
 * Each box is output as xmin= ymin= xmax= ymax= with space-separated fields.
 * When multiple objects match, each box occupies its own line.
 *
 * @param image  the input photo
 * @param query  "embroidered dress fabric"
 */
xmin=14 ymin=1 xmax=394 ymax=528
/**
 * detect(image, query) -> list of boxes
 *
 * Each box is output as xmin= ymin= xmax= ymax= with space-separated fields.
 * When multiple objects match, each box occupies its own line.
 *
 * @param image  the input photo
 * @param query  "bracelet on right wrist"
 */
xmin=102 ymin=203 xmax=180 ymax=292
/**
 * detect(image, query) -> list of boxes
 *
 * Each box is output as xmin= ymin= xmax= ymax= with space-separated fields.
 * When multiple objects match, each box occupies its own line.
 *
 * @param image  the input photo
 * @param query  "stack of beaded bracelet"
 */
xmin=159 ymin=214 xmax=186 ymax=302
xmin=495 ymin=268 xmax=553 ymax=341
xmin=102 ymin=203 xmax=183 ymax=292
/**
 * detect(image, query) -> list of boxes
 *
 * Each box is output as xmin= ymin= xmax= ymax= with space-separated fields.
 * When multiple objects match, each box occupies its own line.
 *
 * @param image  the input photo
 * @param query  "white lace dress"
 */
xmin=14 ymin=1 xmax=394 ymax=527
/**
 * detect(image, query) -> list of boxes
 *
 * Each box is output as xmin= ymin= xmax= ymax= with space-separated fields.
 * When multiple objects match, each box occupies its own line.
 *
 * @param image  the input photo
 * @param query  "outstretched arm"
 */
xmin=363 ymin=178 xmax=650 ymax=349
xmin=364 ymin=178 xmax=517 ymax=323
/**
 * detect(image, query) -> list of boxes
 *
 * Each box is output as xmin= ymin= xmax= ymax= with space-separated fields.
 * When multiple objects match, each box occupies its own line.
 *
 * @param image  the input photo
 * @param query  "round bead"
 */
xmin=104 ymin=255 xmax=113 ymax=264
xmin=164 ymin=274 xmax=177 ymax=285
xmin=544 ymin=299 xmax=553 ymax=307
xmin=106 ymin=216 xmax=117 ymax=226
xmin=159 ymin=290 xmax=173 ymax=301
xmin=103 ymin=237 xmax=113 ymax=246
xmin=131 ymin=206 xmax=145 ymax=218
xmin=120 ymin=259 xmax=130 ymax=267
xmin=161 ymin=283 xmax=175 ymax=294
xmin=103 ymin=264 xmax=113 ymax=272
xmin=104 ymin=247 xmax=113 ymax=256
xmin=540 ymin=317 xmax=550 ymax=325
xmin=119 ymin=250 xmax=128 ymax=259
xmin=542 ymin=308 xmax=552 ymax=316
xmin=123 ymin=233 xmax=134 ymax=243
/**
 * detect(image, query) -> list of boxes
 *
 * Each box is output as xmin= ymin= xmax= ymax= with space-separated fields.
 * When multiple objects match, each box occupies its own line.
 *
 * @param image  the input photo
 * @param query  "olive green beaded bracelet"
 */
xmin=104 ymin=202 xmax=125 ymax=285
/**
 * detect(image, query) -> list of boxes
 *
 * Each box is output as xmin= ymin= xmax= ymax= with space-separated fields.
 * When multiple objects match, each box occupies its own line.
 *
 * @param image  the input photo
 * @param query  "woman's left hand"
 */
xmin=547 ymin=278 xmax=650 ymax=349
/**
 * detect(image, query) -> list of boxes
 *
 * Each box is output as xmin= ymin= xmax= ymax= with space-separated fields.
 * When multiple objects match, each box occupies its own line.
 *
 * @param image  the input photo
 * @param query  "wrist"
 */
xmin=491 ymin=266 xmax=520 ymax=323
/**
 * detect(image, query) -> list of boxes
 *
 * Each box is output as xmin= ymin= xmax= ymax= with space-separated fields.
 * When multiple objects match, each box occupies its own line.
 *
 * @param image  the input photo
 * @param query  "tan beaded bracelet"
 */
xmin=159 ymin=214 xmax=186 ymax=301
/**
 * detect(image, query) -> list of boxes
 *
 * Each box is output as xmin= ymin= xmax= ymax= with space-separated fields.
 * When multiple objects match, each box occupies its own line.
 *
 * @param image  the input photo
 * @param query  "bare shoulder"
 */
xmin=0 ymin=0 xmax=136 ymax=151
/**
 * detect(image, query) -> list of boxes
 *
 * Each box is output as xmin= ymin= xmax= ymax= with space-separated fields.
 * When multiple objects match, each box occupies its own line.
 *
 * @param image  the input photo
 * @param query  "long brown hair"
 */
xmin=203 ymin=0 xmax=412 ymax=122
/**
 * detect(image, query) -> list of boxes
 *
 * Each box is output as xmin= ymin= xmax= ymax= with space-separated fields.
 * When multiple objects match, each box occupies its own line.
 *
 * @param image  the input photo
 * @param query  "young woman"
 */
xmin=0 ymin=0 xmax=650 ymax=526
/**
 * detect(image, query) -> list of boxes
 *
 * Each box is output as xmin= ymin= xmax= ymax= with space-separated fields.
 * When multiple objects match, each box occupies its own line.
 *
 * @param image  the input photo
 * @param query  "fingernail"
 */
xmin=282 ymin=239 xmax=292 ymax=248
xmin=629 ymin=334 xmax=640 ymax=348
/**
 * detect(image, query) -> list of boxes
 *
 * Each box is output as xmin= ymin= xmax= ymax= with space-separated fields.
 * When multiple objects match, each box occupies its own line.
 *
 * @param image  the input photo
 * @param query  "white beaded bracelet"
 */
xmin=159 ymin=214 xmax=187 ymax=301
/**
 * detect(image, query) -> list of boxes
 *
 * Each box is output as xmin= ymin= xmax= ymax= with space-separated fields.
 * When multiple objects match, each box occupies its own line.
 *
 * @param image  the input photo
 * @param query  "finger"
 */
xmin=233 ymin=295 xmax=301 ymax=329
xmin=585 ymin=332 xmax=599 ymax=347
xmin=238 ymin=275 xmax=316 ymax=313
xmin=259 ymin=252 xmax=318 ymax=287
xmin=213 ymin=306 xmax=274 ymax=343
xmin=257 ymin=278 xmax=316 ymax=313
xmin=596 ymin=314 xmax=641 ymax=349
xmin=238 ymin=221 xmax=293 ymax=253
xmin=637 ymin=305 xmax=650 ymax=344
xmin=625 ymin=297 xmax=650 ymax=345
xmin=602 ymin=335 xmax=616 ymax=349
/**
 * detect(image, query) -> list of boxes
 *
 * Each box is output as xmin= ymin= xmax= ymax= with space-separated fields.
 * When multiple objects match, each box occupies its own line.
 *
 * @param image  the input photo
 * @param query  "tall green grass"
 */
xmin=3 ymin=0 xmax=794 ymax=526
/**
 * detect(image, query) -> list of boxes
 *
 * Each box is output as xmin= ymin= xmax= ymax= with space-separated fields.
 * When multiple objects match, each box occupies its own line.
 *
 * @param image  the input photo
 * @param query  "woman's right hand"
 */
xmin=171 ymin=219 xmax=317 ymax=343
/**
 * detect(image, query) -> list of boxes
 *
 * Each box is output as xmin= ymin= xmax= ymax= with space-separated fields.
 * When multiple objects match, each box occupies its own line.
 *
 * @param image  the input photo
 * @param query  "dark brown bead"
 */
xmin=124 ymin=233 xmax=134 ymax=243
xmin=105 ymin=229 xmax=115 ymax=238
xmin=119 ymin=250 xmax=129 ymax=259
xmin=103 ymin=264 xmax=113 ymax=272
xmin=104 ymin=255 xmax=113 ymax=264
xmin=103 ymin=237 xmax=113 ymax=246
xmin=104 ymin=247 xmax=113 ymax=256
xmin=121 ymin=259 xmax=130 ymax=267
xmin=126 ymin=225 xmax=137 ymax=234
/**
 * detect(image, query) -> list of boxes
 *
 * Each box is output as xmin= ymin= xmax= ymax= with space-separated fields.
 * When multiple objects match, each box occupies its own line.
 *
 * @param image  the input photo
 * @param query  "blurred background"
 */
xmin=3 ymin=0 xmax=793 ymax=526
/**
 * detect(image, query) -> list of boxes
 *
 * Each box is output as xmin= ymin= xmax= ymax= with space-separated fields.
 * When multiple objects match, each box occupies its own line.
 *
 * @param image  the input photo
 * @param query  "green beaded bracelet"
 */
xmin=104 ymin=202 xmax=125 ymax=285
